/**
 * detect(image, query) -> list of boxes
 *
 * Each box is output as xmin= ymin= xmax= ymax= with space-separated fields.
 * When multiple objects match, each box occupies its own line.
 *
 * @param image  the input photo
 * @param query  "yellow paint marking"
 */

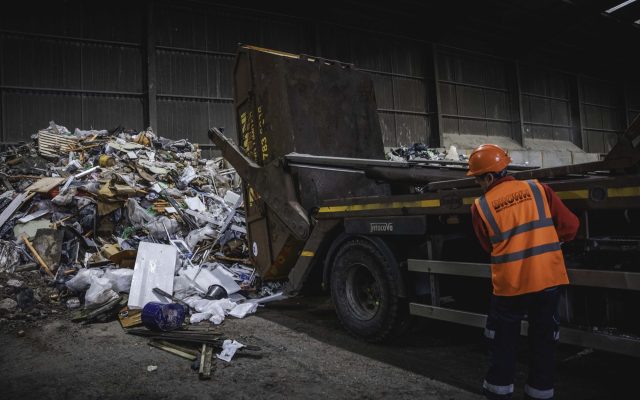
xmin=318 ymin=199 xmax=440 ymax=213
xmin=608 ymin=186 xmax=640 ymax=198
xmin=463 ymin=197 xmax=476 ymax=205
xmin=556 ymin=190 xmax=589 ymax=200
xmin=300 ymin=251 xmax=315 ymax=257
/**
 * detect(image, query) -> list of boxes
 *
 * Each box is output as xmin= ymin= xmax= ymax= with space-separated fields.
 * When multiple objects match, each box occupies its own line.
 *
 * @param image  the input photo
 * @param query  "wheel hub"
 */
xmin=345 ymin=263 xmax=381 ymax=321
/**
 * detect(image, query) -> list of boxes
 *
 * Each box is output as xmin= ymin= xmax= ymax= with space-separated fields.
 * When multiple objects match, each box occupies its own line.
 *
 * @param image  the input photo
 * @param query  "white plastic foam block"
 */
xmin=128 ymin=242 xmax=177 ymax=309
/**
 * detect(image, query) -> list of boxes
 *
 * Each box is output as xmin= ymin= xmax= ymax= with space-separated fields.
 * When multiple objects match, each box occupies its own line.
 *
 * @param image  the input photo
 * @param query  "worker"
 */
xmin=467 ymin=144 xmax=579 ymax=400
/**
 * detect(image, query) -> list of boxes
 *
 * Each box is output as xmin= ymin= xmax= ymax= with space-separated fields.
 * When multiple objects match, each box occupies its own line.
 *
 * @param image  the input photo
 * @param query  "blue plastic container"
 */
xmin=141 ymin=302 xmax=186 ymax=331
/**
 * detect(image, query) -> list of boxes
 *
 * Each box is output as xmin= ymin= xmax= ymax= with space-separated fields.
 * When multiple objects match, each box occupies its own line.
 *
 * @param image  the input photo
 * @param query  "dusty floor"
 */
xmin=0 ymin=295 xmax=636 ymax=400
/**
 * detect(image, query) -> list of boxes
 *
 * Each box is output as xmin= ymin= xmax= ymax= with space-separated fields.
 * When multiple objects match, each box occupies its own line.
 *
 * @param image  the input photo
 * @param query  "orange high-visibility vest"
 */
xmin=475 ymin=179 xmax=569 ymax=296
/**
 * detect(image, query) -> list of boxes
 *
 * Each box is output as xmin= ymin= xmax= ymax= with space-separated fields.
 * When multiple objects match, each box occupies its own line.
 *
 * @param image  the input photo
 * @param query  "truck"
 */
xmin=209 ymin=45 xmax=640 ymax=357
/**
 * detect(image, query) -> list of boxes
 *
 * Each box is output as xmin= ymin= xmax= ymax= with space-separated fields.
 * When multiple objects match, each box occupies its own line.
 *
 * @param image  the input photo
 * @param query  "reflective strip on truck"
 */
xmin=556 ymin=186 xmax=640 ymax=200
xmin=608 ymin=186 xmax=640 ymax=198
xmin=556 ymin=189 xmax=589 ymax=200
xmin=318 ymin=186 xmax=640 ymax=214
xmin=318 ymin=199 xmax=440 ymax=213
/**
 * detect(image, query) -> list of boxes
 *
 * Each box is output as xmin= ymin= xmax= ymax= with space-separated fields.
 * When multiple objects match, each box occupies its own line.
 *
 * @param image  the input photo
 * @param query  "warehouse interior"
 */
xmin=2 ymin=0 xmax=640 ymax=160
xmin=1 ymin=1 xmax=640 ymax=399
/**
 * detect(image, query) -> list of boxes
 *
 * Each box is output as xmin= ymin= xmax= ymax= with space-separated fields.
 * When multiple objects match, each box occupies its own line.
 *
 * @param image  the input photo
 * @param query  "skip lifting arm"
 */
xmin=208 ymin=127 xmax=310 ymax=241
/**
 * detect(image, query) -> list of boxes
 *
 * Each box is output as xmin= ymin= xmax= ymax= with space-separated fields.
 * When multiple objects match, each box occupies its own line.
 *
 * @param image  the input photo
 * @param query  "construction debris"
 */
xmin=386 ymin=143 xmax=467 ymax=162
xmin=0 ymin=120 xmax=279 ymax=378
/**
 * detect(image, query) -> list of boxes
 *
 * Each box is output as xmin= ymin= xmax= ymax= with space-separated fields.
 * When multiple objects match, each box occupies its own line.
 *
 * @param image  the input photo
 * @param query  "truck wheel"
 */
xmin=330 ymin=239 xmax=404 ymax=342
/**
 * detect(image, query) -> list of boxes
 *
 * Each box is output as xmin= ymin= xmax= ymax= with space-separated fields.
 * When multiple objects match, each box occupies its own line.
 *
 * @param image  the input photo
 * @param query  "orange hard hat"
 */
xmin=466 ymin=144 xmax=512 ymax=176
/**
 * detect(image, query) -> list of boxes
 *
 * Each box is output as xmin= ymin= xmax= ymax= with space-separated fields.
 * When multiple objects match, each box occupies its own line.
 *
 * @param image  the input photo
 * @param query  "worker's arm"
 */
xmin=471 ymin=204 xmax=492 ymax=253
xmin=541 ymin=183 xmax=580 ymax=242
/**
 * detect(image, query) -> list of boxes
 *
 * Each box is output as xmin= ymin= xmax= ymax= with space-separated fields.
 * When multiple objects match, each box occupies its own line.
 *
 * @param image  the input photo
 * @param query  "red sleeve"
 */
xmin=471 ymin=203 xmax=492 ymax=254
xmin=541 ymin=183 xmax=580 ymax=242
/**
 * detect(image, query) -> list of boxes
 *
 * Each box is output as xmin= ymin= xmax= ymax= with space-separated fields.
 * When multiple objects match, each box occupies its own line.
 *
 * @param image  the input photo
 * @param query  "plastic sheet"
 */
xmin=216 ymin=339 xmax=245 ymax=362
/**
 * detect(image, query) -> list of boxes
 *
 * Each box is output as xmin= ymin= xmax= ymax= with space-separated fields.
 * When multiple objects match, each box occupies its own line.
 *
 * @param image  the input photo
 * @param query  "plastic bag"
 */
xmin=103 ymin=268 xmax=134 ymax=293
xmin=183 ymin=296 xmax=236 ymax=325
xmin=52 ymin=188 xmax=77 ymax=206
xmin=185 ymin=225 xmax=217 ymax=249
xmin=228 ymin=302 xmax=258 ymax=318
xmin=126 ymin=198 xmax=154 ymax=227
xmin=146 ymin=216 xmax=179 ymax=239
xmin=0 ymin=240 xmax=21 ymax=273
xmin=180 ymin=165 xmax=197 ymax=185
xmin=84 ymin=276 xmax=119 ymax=309
xmin=65 ymin=268 xmax=105 ymax=292
xmin=190 ymin=312 xmax=213 ymax=324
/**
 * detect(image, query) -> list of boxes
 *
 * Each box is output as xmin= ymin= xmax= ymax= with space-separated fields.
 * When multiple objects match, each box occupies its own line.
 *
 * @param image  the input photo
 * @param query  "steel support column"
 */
xmin=144 ymin=0 xmax=158 ymax=131
xmin=622 ymin=83 xmax=630 ymax=129
xmin=428 ymin=43 xmax=443 ymax=148
xmin=509 ymin=61 xmax=525 ymax=145
xmin=572 ymin=75 xmax=586 ymax=150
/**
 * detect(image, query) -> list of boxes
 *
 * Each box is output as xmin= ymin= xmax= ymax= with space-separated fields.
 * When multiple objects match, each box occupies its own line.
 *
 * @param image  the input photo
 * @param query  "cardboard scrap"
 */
xmin=25 ymin=177 xmax=66 ymax=193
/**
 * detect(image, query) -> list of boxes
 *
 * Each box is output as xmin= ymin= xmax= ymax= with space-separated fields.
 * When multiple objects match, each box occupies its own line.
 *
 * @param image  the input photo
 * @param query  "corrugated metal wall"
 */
xmin=580 ymin=77 xmax=626 ymax=153
xmin=0 ymin=0 xmax=637 ymax=154
xmin=0 ymin=1 xmax=145 ymax=142
xmin=520 ymin=66 xmax=574 ymax=143
xmin=437 ymin=49 xmax=514 ymax=139
xmin=316 ymin=25 xmax=432 ymax=148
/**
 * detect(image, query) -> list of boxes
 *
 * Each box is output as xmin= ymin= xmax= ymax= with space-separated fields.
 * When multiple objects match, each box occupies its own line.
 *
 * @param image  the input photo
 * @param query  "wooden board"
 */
xmin=118 ymin=307 xmax=143 ymax=328
xmin=26 ymin=177 xmax=66 ymax=193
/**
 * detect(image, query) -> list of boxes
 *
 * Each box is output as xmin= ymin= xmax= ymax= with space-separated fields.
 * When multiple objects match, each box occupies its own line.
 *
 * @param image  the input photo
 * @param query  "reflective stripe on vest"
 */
xmin=478 ymin=180 xmax=561 ymax=264
xmin=479 ymin=181 xmax=554 ymax=245
xmin=475 ymin=179 xmax=568 ymax=296
xmin=490 ymin=242 xmax=561 ymax=264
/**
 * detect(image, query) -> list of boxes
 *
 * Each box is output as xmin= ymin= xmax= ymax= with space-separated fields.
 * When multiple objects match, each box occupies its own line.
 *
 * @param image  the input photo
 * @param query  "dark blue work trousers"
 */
xmin=482 ymin=286 xmax=561 ymax=400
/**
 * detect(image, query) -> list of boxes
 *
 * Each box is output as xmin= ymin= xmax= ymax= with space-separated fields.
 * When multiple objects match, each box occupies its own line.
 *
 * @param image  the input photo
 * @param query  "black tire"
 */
xmin=330 ymin=239 xmax=405 ymax=343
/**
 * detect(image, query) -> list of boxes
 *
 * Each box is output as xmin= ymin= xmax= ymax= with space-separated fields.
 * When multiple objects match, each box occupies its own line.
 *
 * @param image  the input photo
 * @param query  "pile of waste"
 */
xmin=0 ymin=120 xmax=280 ymax=377
xmin=386 ymin=143 xmax=467 ymax=162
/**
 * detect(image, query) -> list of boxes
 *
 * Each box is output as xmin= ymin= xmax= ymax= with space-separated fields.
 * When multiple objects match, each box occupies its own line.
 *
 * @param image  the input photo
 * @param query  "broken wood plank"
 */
xmin=199 ymin=344 xmax=214 ymax=380
xmin=148 ymin=340 xmax=198 ymax=361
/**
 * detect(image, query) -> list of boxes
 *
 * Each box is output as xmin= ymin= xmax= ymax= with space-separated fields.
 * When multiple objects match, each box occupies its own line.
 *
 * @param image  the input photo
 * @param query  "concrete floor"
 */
xmin=0 ymin=295 xmax=635 ymax=400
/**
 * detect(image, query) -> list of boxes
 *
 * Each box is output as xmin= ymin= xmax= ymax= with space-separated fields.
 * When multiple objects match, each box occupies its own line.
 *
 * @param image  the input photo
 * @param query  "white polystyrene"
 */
xmin=127 ymin=242 xmax=177 ymax=309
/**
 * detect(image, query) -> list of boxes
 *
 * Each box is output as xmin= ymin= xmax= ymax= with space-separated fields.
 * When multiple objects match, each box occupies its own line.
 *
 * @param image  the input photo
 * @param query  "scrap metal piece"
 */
xmin=152 ymin=287 xmax=192 ymax=311
xmin=208 ymin=127 xmax=310 ymax=241
xmin=0 ymin=192 xmax=29 ymax=229
xmin=17 ymin=209 xmax=50 ymax=223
